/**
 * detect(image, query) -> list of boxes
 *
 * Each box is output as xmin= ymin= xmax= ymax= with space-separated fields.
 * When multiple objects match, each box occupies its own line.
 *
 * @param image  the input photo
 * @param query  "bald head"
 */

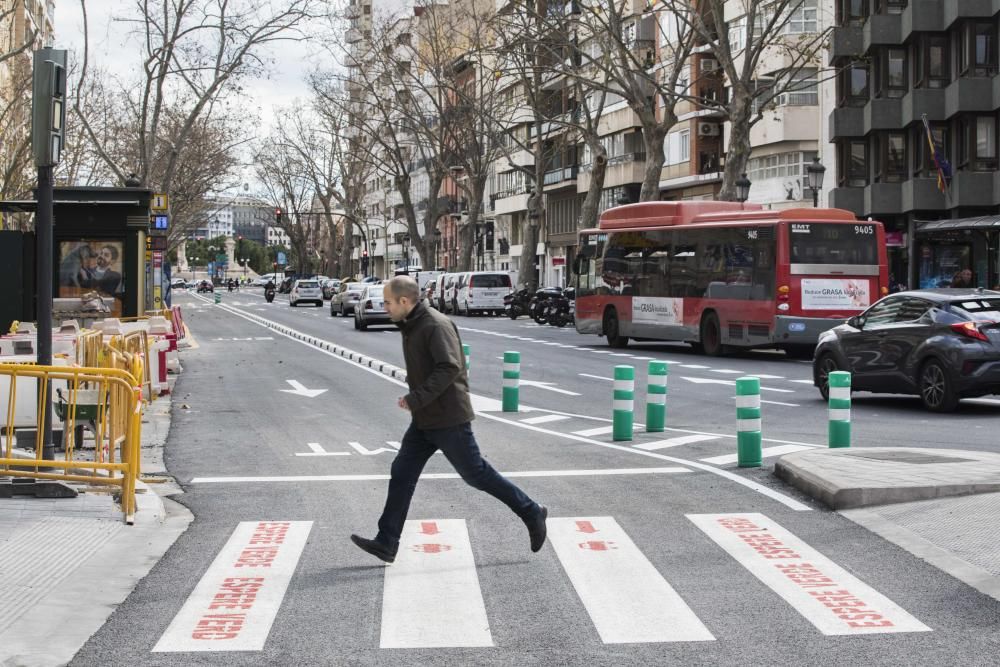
xmin=384 ymin=275 xmax=421 ymax=321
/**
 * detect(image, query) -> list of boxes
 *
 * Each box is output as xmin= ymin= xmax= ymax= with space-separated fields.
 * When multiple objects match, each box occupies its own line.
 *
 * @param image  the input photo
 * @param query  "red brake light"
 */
xmin=951 ymin=321 xmax=990 ymax=342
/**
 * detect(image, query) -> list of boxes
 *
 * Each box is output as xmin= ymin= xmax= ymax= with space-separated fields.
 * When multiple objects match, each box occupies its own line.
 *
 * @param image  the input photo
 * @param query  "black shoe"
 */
xmin=526 ymin=506 xmax=548 ymax=553
xmin=350 ymin=534 xmax=396 ymax=563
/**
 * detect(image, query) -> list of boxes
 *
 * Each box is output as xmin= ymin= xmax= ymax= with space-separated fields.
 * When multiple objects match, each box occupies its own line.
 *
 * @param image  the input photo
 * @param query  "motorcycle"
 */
xmin=264 ymin=287 xmax=276 ymax=303
xmin=529 ymin=287 xmax=563 ymax=325
xmin=504 ymin=288 xmax=532 ymax=320
xmin=545 ymin=287 xmax=575 ymax=328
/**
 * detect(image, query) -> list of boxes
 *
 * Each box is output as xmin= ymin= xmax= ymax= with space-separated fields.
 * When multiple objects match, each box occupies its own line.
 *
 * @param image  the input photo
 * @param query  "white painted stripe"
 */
xmin=790 ymin=379 xmax=814 ymax=384
xmin=548 ymin=517 xmax=714 ymax=643
xmin=828 ymin=409 xmax=851 ymax=422
xmin=761 ymin=386 xmax=796 ymax=393
xmin=609 ymin=353 xmax=632 ymax=357
xmin=190 ymin=467 xmax=688 ymax=484
xmin=737 ymin=418 xmax=762 ymax=432
xmin=579 ymin=373 xmax=613 ymax=382
xmin=520 ymin=414 xmax=571 ymax=425
xmin=613 ymin=380 xmax=634 ymax=391
xmin=679 ymin=364 xmax=709 ymax=369
xmin=630 ymin=356 xmax=655 ymax=360
xmin=386 ymin=441 xmax=401 ymax=450
xmin=687 ymin=513 xmax=930 ymax=635
xmin=710 ymin=369 xmax=743 ymax=374
xmin=646 ymin=393 xmax=666 ymax=405
xmin=381 ymin=520 xmax=492 ymax=648
xmin=699 ymin=444 xmax=813 ymax=465
xmin=502 ymin=377 xmax=519 ymax=388
xmin=647 ymin=375 xmax=668 ymax=387
xmin=502 ymin=363 xmax=520 ymax=373
xmin=754 ymin=374 xmax=786 ymax=379
xmin=735 ymin=395 xmax=761 ymax=408
xmin=153 ymin=521 xmax=312 ymax=652
xmin=612 ymin=400 xmax=634 ymax=412
xmin=572 ymin=425 xmax=614 ymax=437
xmin=829 ymin=387 xmax=851 ymax=400
xmin=634 ymin=434 xmax=718 ymax=451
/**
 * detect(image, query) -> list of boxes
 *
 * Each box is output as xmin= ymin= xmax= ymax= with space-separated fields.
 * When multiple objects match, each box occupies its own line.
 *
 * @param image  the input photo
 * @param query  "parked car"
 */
xmin=196 ymin=280 xmax=214 ymax=293
xmin=813 ymin=288 xmax=1000 ymax=412
xmin=289 ymin=279 xmax=323 ymax=307
xmin=170 ymin=277 xmax=187 ymax=289
xmin=331 ymin=281 xmax=364 ymax=316
xmin=449 ymin=272 xmax=471 ymax=313
xmin=355 ymin=284 xmax=392 ymax=330
xmin=321 ymin=278 xmax=342 ymax=300
xmin=455 ymin=271 xmax=513 ymax=316
xmin=437 ymin=273 xmax=457 ymax=312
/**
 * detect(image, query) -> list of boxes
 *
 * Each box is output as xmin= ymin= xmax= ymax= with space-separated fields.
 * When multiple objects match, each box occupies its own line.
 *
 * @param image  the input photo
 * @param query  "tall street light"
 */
xmin=434 ymin=229 xmax=442 ymax=270
xmin=402 ymin=234 xmax=410 ymax=274
xmin=807 ymin=157 xmax=826 ymax=208
xmin=735 ymin=173 xmax=752 ymax=205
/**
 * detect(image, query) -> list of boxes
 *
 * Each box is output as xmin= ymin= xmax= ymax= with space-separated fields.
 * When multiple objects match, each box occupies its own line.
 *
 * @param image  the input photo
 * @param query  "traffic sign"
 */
xmin=152 ymin=214 xmax=169 ymax=230
xmin=151 ymin=193 xmax=169 ymax=211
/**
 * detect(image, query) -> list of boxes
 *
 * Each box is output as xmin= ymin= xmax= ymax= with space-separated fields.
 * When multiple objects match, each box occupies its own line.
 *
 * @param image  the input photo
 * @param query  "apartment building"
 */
xmin=829 ymin=0 xmax=1000 ymax=289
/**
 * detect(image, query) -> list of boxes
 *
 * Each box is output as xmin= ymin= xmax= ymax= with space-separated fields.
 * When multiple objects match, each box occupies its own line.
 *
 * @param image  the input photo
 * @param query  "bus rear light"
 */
xmin=777 ymin=294 xmax=790 ymax=301
xmin=880 ymin=286 xmax=889 ymax=296
xmin=778 ymin=285 xmax=791 ymax=294
xmin=777 ymin=303 xmax=790 ymax=311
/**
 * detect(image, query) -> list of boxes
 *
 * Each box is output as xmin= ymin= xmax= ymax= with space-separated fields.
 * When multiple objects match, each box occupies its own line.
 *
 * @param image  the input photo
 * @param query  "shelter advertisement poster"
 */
xmin=800 ymin=279 xmax=870 ymax=310
xmin=58 ymin=240 xmax=124 ymax=317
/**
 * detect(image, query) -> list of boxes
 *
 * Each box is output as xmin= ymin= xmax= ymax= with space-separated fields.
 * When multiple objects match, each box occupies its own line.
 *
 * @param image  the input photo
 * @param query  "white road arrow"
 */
xmin=519 ymin=380 xmax=582 ymax=396
xmin=280 ymin=380 xmax=328 ymax=398
xmin=347 ymin=441 xmax=396 ymax=455
xmin=681 ymin=376 xmax=795 ymax=393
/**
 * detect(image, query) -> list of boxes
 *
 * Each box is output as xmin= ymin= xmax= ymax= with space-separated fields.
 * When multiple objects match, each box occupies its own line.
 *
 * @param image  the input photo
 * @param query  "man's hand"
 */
xmin=398 ymin=396 xmax=410 ymax=411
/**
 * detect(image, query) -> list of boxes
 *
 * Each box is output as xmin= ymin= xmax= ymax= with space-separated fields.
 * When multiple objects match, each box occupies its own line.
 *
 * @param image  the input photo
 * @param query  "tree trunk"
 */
xmin=579 ymin=149 xmax=608 ymax=229
xmin=718 ymin=93 xmax=753 ymax=201
xmin=639 ymin=125 xmax=668 ymax=202
xmin=459 ymin=191 xmax=483 ymax=271
xmin=338 ymin=216 xmax=354 ymax=279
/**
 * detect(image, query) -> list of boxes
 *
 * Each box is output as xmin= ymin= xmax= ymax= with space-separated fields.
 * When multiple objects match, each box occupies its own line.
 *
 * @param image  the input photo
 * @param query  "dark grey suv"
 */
xmin=814 ymin=289 xmax=1000 ymax=411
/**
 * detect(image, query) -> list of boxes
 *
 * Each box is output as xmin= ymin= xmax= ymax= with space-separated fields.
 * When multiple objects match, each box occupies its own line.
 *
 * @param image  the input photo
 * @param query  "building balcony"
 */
xmin=865 ymin=97 xmax=902 ymax=132
xmin=900 ymin=87 xmax=946 ymax=126
xmin=491 ymin=190 xmax=530 ymax=216
xmin=942 ymin=0 xmax=994 ymax=30
xmin=829 ymin=26 xmax=863 ymax=63
xmin=950 ymin=170 xmax=996 ymax=207
xmin=345 ymin=28 xmax=363 ymax=43
xmin=901 ymin=0 xmax=945 ymax=39
xmin=863 ymin=14 xmax=901 ymax=50
xmin=901 ymin=177 xmax=950 ymax=212
xmin=829 ymin=186 xmax=865 ymax=215
xmin=543 ymin=164 xmax=578 ymax=188
xmin=945 ymin=76 xmax=995 ymax=117
xmin=830 ymin=106 xmax=864 ymax=140
xmin=865 ymin=182 xmax=903 ymax=215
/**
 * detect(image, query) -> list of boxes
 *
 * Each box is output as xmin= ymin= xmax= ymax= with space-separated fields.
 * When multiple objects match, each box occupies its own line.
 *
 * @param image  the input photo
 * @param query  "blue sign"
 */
xmin=153 ymin=214 xmax=169 ymax=230
xmin=276 ymin=251 xmax=287 ymax=265
xmin=788 ymin=322 xmax=806 ymax=333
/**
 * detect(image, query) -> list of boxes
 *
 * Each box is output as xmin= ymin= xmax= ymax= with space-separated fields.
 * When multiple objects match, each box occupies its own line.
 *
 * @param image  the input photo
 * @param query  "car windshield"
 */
xmin=952 ymin=299 xmax=1000 ymax=321
xmin=471 ymin=274 xmax=512 ymax=288
xmin=368 ymin=286 xmax=384 ymax=298
xmin=297 ymin=281 xmax=319 ymax=288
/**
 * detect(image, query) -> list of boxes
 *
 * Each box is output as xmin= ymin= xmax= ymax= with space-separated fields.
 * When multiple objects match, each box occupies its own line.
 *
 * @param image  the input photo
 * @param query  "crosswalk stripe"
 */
xmin=699 ymin=444 xmax=813 ymax=465
xmin=634 ymin=434 xmax=718 ymax=451
xmin=687 ymin=513 xmax=931 ymax=635
xmin=153 ymin=521 xmax=312 ymax=652
xmin=520 ymin=414 xmax=571 ymax=425
xmin=548 ymin=517 xmax=715 ymax=643
xmin=380 ymin=519 xmax=492 ymax=648
xmin=790 ymin=379 xmax=814 ymax=384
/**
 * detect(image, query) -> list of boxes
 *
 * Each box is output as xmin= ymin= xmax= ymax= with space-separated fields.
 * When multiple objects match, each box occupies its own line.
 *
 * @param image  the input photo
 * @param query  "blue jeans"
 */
xmin=375 ymin=422 xmax=539 ymax=551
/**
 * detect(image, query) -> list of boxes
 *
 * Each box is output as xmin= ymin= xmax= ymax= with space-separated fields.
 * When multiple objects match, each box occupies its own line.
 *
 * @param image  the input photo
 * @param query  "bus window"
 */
xmin=789 ymin=223 xmax=878 ymax=265
xmin=751 ymin=235 xmax=775 ymax=300
xmin=670 ymin=234 xmax=701 ymax=298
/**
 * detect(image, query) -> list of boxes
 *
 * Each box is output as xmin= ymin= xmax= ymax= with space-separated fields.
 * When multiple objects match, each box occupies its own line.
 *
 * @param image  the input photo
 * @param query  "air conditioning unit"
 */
xmin=698 ymin=122 xmax=720 ymax=137
xmin=700 ymin=58 xmax=719 ymax=73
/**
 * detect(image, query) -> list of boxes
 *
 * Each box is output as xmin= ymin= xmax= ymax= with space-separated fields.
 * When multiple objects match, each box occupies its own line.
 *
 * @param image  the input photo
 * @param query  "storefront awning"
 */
xmin=917 ymin=215 xmax=1000 ymax=232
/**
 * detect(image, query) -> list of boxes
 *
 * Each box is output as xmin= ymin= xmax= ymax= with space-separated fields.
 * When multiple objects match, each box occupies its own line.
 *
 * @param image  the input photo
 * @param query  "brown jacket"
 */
xmin=398 ymin=302 xmax=474 ymax=429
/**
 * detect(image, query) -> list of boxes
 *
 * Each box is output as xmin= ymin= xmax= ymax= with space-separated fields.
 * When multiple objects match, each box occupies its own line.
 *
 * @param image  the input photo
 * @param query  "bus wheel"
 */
xmin=604 ymin=310 xmax=629 ymax=348
xmin=700 ymin=312 xmax=724 ymax=356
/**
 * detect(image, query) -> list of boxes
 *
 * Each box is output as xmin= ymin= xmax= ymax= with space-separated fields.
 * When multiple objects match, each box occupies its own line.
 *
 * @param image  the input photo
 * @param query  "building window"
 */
xmin=786 ymin=0 xmax=818 ymax=34
xmin=961 ymin=116 xmax=999 ymax=170
xmin=679 ymin=129 xmax=690 ymax=162
xmin=837 ymin=0 xmax=868 ymax=26
xmin=915 ymin=35 xmax=949 ymax=89
xmin=839 ymin=140 xmax=868 ymax=187
xmin=960 ymin=21 xmax=997 ymax=76
xmin=838 ymin=61 xmax=869 ymax=106
xmin=875 ymin=48 xmax=908 ymax=98
xmin=728 ymin=16 xmax=746 ymax=53
xmin=778 ymin=68 xmax=818 ymax=105
xmin=876 ymin=132 xmax=907 ymax=182
xmin=913 ymin=123 xmax=949 ymax=178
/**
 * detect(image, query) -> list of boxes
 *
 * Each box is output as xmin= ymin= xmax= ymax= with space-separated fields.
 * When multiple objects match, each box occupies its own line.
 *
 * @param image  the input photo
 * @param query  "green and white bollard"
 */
xmin=502 ymin=351 xmax=520 ymax=412
xmin=214 ymin=292 xmax=221 ymax=305
xmin=462 ymin=343 xmax=470 ymax=375
xmin=735 ymin=376 xmax=762 ymax=468
xmin=828 ymin=371 xmax=852 ymax=448
xmin=645 ymin=361 xmax=668 ymax=432
xmin=613 ymin=365 xmax=635 ymax=441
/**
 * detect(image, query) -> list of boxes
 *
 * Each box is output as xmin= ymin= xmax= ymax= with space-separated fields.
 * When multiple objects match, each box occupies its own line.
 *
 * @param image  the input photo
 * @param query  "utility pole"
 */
xmin=31 ymin=47 xmax=67 ymax=460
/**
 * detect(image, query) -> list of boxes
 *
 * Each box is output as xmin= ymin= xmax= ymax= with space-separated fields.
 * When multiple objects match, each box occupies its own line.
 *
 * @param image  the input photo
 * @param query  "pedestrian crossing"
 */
xmin=151 ymin=513 xmax=930 ymax=653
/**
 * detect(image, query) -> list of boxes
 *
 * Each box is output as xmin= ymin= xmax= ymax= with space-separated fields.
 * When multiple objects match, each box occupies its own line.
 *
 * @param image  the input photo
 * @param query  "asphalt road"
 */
xmin=71 ymin=288 xmax=1000 ymax=665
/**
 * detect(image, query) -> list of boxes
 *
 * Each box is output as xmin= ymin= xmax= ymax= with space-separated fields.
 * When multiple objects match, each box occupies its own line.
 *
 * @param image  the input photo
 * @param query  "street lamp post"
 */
xmin=434 ymin=229 xmax=442 ymax=271
xmin=402 ymin=234 xmax=410 ymax=274
xmin=735 ymin=173 xmax=752 ymax=205
xmin=806 ymin=157 xmax=826 ymax=208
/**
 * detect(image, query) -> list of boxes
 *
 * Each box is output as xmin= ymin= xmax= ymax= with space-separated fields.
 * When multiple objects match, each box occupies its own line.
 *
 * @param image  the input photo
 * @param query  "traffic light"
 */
xmin=31 ymin=48 xmax=68 ymax=167
xmin=275 ymin=207 xmax=282 ymax=224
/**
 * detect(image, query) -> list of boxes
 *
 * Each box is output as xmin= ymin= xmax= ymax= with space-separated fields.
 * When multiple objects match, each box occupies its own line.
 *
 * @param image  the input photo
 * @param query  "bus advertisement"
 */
xmin=573 ymin=201 xmax=888 ymax=357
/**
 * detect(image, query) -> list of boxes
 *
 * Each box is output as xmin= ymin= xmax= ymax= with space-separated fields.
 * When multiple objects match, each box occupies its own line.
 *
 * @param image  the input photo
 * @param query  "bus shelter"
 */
xmin=915 ymin=216 xmax=1000 ymax=290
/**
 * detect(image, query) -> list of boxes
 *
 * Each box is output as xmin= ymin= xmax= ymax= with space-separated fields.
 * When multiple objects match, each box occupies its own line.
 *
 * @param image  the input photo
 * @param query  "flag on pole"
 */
xmin=921 ymin=114 xmax=951 ymax=194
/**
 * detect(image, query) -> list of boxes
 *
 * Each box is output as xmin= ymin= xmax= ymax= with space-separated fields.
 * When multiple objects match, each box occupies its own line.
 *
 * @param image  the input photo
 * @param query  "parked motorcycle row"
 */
xmin=504 ymin=286 xmax=575 ymax=328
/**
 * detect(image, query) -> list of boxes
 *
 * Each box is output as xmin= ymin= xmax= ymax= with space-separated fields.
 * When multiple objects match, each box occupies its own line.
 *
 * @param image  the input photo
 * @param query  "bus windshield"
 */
xmin=789 ymin=222 xmax=879 ymax=265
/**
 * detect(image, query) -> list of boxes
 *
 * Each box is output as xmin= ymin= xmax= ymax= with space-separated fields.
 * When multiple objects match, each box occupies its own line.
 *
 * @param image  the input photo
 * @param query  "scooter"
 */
xmin=546 ymin=287 xmax=575 ymax=328
xmin=529 ymin=287 xmax=563 ymax=325
xmin=504 ymin=288 xmax=531 ymax=320
xmin=265 ymin=287 xmax=276 ymax=303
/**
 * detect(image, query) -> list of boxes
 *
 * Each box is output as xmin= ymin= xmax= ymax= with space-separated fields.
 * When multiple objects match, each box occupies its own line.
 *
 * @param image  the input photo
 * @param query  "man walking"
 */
xmin=351 ymin=276 xmax=547 ymax=563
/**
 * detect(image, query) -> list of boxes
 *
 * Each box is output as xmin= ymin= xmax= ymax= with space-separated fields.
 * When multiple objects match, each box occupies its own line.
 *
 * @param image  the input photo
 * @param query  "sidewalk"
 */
xmin=0 ymin=358 xmax=193 ymax=666
xmin=775 ymin=447 xmax=1000 ymax=605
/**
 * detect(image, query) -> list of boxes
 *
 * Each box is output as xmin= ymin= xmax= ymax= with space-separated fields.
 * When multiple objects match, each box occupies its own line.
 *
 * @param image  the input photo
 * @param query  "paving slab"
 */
xmin=773 ymin=447 xmax=1000 ymax=509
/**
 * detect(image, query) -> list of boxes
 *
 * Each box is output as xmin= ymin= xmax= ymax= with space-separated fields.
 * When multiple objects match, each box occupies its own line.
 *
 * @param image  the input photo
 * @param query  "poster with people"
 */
xmin=58 ymin=240 xmax=125 ymax=317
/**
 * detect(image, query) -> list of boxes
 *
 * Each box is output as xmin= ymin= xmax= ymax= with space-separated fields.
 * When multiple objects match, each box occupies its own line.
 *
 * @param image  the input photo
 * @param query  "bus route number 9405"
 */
xmin=854 ymin=225 xmax=875 ymax=235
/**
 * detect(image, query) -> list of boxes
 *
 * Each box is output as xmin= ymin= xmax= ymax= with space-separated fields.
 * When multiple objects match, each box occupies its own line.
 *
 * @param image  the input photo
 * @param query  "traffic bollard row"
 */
xmin=828 ymin=371 xmax=851 ymax=448
xmin=645 ymin=361 xmax=668 ymax=432
xmin=613 ymin=365 xmax=635 ymax=441
xmin=502 ymin=351 xmax=520 ymax=412
xmin=463 ymin=344 xmax=470 ymax=376
xmin=735 ymin=376 xmax=762 ymax=468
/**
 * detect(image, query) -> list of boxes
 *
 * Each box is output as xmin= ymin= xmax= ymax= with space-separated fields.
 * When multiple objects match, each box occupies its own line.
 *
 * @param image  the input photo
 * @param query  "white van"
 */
xmin=438 ymin=273 xmax=461 ymax=313
xmin=455 ymin=272 xmax=513 ymax=316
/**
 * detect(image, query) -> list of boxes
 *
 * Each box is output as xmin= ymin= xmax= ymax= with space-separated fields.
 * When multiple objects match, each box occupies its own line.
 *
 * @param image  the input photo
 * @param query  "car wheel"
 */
xmin=700 ymin=312 xmax=724 ymax=356
xmin=464 ymin=301 xmax=471 ymax=316
xmin=815 ymin=353 xmax=841 ymax=401
xmin=330 ymin=305 xmax=336 ymax=317
xmin=353 ymin=313 xmax=361 ymax=329
xmin=603 ymin=309 xmax=629 ymax=348
xmin=919 ymin=359 xmax=959 ymax=412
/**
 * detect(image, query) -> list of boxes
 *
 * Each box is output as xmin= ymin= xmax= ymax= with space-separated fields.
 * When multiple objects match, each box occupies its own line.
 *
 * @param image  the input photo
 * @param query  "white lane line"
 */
xmin=965 ymin=397 xmax=1000 ymax=406
xmin=347 ymin=441 xmax=395 ymax=455
xmin=710 ymin=369 xmax=743 ymax=374
xmin=634 ymin=434 xmax=718 ymax=451
xmin=386 ymin=441 xmax=401 ymax=449
xmin=688 ymin=514 xmax=930 ymax=635
xmin=520 ymin=414 xmax=571 ymax=425
xmin=572 ymin=425 xmax=614 ymax=437
xmin=679 ymin=364 xmax=709 ymax=369
xmin=153 ymin=521 xmax=312 ymax=652
xmin=609 ymin=353 xmax=632 ymax=357
xmin=730 ymin=397 xmax=801 ymax=407
xmin=190 ymin=467 xmax=690 ymax=483
xmin=790 ymin=379 xmax=814 ymax=384
xmin=579 ymin=373 xmax=613 ymax=382
xmin=381 ymin=520 xmax=492 ymax=648
xmin=549 ymin=517 xmax=714 ymax=644
xmin=630 ymin=356 xmax=655 ymax=360
xmin=755 ymin=374 xmax=787 ymax=379
xmin=699 ymin=444 xmax=816 ymax=466
xmin=295 ymin=442 xmax=349 ymax=457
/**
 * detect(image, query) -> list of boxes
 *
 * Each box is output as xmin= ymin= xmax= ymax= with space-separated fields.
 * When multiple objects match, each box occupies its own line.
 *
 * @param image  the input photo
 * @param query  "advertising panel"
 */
xmin=801 ymin=279 xmax=870 ymax=311
xmin=632 ymin=297 xmax=684 ymax=325
xmin=58 ymin=240 xmax=124 ymax=317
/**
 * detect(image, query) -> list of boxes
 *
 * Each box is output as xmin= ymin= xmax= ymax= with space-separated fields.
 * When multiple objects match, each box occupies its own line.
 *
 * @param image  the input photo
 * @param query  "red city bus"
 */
xmin=573 ymin=201 xmax=889 ymax=356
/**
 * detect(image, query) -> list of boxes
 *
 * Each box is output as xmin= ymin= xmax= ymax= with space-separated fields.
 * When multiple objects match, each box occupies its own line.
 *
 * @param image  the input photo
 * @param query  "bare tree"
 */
xmin=0 ymin=0 xmax=40 ymax=230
